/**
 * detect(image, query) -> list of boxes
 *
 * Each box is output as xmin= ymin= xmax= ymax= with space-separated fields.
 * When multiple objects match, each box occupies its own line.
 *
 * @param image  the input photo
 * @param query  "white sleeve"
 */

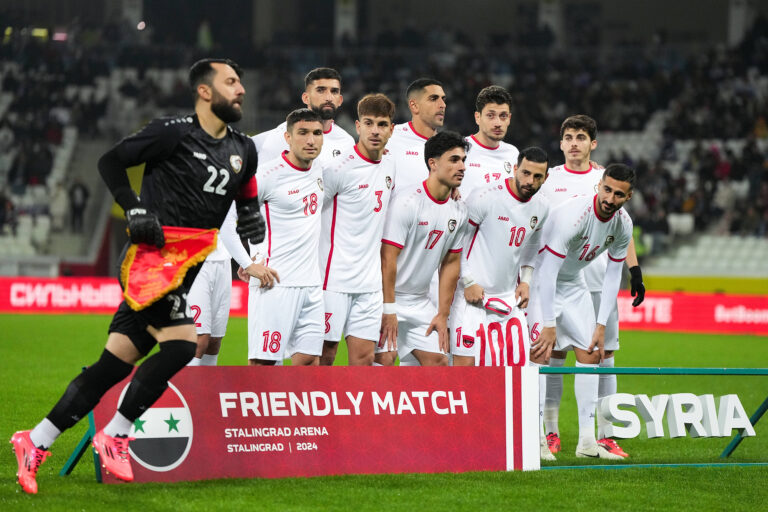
xmin=521 ymin=202 xmax=549 ymax=268
xmin=597 ymin=258 xmax=623 ymax=325
xmin=607 ymin=217 xmax=634 ymax=262
xmin=537 ymin=248 xmax=566 ymax=326
xmin=219 ymin=202 xmax=253 ymax=269
xmin=322 ymin=164 xmax=341 ymax=206
xmin=542 ymin=205 xmax=576 ymax=258
xmin=381 ymin=193 xmax=413 ymax=248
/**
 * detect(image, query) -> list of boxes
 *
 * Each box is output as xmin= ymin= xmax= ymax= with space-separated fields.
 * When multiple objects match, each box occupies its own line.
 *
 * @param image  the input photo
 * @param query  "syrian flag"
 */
xmin=118 ymin=382 xmax=193 ymax=472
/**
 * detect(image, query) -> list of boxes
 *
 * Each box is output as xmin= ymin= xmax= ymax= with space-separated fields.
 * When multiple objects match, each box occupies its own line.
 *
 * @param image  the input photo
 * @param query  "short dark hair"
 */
xmin=286 ymin=108 xmax=322 ymax=131
xmin=189 ymin=58 xmax=242 ymax=94
xmin=560 ymin=114 xmax=597 ymax=140
xmin=424 ymin=130 xmax=468 ymax=168
xmin=516 ymin=146 xmax=549 ymax=169
xmin=406 ymin=78 xmax=444 ymax=99
xmin=357 ymin=93 xmax=395 ymax=121
xmin=304 ymin=67 xmax=342 ymax=89
xmin=476 ymin=85 xmax=512 ymax=113
xmin=603 ymin=163 xmax=636 ymax=190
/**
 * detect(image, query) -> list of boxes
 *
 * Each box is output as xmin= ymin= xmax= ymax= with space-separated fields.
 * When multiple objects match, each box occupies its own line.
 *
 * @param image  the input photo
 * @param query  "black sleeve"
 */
xmin=245 ymin=137 xmax=258 ymax=180
xmin=97 ymin=118 xmax=183 ymax=211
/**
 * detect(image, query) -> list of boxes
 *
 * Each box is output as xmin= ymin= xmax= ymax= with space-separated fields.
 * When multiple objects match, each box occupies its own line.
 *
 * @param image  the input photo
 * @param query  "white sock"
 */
xmin=544 ymin=356 xmax=565 ymax=434
xmin=103 ymin=411 xmax=133 ymax=437
xmin=530 ymin=362 xmax=547 ymax=438
xmin=30 ymin=418 xmax=61 ymax=449
xmin=597 ymin=356 xmax=616 ymax=439
xmin=575 ymin=361 xmax=599 ymax=446
xmin=201 ymin=353 xmax=219 ymax=366
xmin=187 ymin=357 xmax=202 ymax=367
xmin=372 ymin=362 xmax=383 ymax=366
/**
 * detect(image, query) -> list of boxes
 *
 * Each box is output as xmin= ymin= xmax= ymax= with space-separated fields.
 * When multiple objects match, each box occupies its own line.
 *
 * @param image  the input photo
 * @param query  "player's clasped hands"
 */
xmin=238 ymin=261 xmax=280 ymax=288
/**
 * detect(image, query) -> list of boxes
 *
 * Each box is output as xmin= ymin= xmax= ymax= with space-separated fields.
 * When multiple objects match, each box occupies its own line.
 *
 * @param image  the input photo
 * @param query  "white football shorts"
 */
xmin=323 ymin=290 xmax=383 ymax=343
xmin=187 ymin=259 xmax=232 ymax=338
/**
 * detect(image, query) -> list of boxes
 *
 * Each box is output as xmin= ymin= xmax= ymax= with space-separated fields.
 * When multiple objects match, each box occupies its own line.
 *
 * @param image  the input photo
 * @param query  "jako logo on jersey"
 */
xmin=118 ymin=381 xmax=193 ymax=473
xmin=230 ymin=155 xmax=243 ymax=173
xmin=406 ymin=151 xmax=419 ymax=156
xmin=555 ymin=188 xmax=567 ymax=192
xmin=498 ymin=216 xmax=509 ymax=222
xmin=418 ymin=221 xmax=429 ymax=226
xmin=530 ymin=216 xmax=538 ymax=229
xmin=469 ymin=163 xmax=481 ymax=167
xmin=358 ymin=184 xmax=369 ymax=189
xmin=333 ymin=149 xmax=341 ymax=157
xmin=288 ymin=189 xmax=299 ymax=195
xmin=605 ymin=235 xmax=615 ymax=246
xmin=385 ymin=176 xmax=392 ymax=189
xmin=448 ymin=219 xmax=457 ymax=232
xmin=193 ymin=152 xmax=207 ymax=160
xmin=317 ymin=178 xmax=324 ymax=191
xmin=504 ymin=161 xmax=513 ymax=174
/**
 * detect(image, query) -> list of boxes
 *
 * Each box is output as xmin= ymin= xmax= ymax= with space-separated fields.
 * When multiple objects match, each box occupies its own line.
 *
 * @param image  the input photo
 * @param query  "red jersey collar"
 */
xmin=354 ymin=144 xmax=381 ymax=164
xmin=409 ymin=121 xmax=429 ymax=141
xmin=423 ymin=179 xmax=449 ymax=204
xmin=593 ymin=194 xmax=616 ymax=222
xmin=282 ymin=151 xmax=311 ymax=171
xmin=323 ymin=121 xmax=334 ymax=135
xmin=470 ymin=134 xmax=499 ymax=150
xmin=564 ymin=164 xmax=593 ymax=174
xmin=506 ymin=178 xmax=530 ymax=202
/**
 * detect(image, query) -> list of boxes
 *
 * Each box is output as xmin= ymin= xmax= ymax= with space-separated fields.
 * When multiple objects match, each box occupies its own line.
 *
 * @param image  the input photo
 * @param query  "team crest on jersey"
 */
xmin=530 ymin=216 xmax=538 ymax=229
xmin=448 ymin=219 xmax=457 ymax=232
xmin=333 ymin=149 xmax=341 ymax=157
xmin=605 ymin=235 xmax=615 ymax=246
xmin=504 ymin=161 xmax=513 ymax=174
xmin=385 ymin=176 xmax=392 ymax=189
xmin=229 ymin=155 xmax=243 ymax=173
xmin=317 ymin=178 xmax=324 ymax=191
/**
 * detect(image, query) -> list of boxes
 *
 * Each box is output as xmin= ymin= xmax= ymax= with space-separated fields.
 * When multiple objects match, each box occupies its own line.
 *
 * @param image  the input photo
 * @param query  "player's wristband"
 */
xmin=520 ymin=266 xmax=533 ymax=285
xmin=383 ymin=303 xmax=397 ymax=315
xmin=543 ymin=320 xmax=557 ymax=328
xmin=462 ymin=275 xmax=476 ymax=288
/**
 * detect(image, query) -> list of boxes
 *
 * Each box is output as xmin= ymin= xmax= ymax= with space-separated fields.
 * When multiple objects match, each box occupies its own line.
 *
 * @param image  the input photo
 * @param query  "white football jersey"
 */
xmin=460 ymin=135 xmax=519 ymax=197
xmin=382 ymin=181 xmax=467 ymax=296
xmin=206 ymin=203 xmax=234 ymax=261
xmin=539 ymin=164 xmax=606 ymax=291
xmin=319 ymin=145 xmax=396 ymax=293
xmin=251 ymin=121 xmax=353 ymax=168
xmin=387 ymin=122 xmax=430 ymax=191
xmin=464 ymin=180 xmax=549 ymax=295
xmin=248 ymin=153 xmax=325 ymax=287
xmin=539 ymin=194 xmax=633 ymax=283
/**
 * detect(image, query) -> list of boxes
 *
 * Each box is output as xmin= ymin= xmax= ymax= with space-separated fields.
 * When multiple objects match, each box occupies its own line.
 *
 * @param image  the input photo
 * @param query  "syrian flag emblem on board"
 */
xmin=118 ymin=381 xmax=193 ymax=472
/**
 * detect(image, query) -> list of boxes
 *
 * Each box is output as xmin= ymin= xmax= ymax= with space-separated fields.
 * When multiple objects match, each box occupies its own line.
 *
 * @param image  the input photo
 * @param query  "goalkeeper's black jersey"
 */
xmin=109 ymin=113 xmax=257 ymax=229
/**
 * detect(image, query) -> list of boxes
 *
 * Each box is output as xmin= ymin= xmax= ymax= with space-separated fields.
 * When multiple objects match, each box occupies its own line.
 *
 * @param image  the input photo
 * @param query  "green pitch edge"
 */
xmin=541 ymin=462 xmax=768 ymax=470
xmin=539 ymin=367 xmax=768 ymax=376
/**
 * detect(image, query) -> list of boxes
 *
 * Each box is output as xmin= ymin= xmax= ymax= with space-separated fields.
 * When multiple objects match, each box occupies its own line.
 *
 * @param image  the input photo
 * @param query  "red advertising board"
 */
xmin=1 ymin=277 xmax=766 ymax=335
xmin=92 ymin=366 xmax=540 ymax=482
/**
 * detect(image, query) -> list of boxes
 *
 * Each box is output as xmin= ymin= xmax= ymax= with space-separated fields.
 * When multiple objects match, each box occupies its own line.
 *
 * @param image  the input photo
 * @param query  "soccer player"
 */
xmin=529 ymin=163 xmax=637 ymax=460
xmin=451 ymin=147 xmax=550 ymax=367
xmin=251 ymin=67 xmax=354 ymax=166
xmin=186 ymin=203 xmax=255 ymax=366
xmin=246 ymin=108 xmax=326 ymax=366
xmin=378 ymin=131 xmax=468 ymax=366
xmin=387 ymin=78 xmax=447 ymax=190
xmin=536 ymin=115 xmax=645 ymax=458
xmin=319 ymin=93 xmax=396 ymax=366
xmin=11 ymin=58 xmax=267 ymax=493
xmin=461 ymin=85 xmax=519 ymax=195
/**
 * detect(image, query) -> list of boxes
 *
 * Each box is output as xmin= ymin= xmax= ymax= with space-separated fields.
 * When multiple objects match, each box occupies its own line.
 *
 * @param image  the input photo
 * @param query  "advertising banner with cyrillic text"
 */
xmin=92 ymin=366 xmax=540 ymax=483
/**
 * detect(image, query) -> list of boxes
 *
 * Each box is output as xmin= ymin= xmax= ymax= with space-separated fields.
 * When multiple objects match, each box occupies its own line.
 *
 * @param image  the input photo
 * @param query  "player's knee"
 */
xmin=349 ymin=352 xmax=374 ymax=366
xmin=160 ymin=339 xmax=197 ymax=369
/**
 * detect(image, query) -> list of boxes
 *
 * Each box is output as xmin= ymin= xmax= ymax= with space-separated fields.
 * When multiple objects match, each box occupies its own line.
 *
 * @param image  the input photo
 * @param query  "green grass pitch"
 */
xmin=1 ymin=313 xmax=766 ymax=510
